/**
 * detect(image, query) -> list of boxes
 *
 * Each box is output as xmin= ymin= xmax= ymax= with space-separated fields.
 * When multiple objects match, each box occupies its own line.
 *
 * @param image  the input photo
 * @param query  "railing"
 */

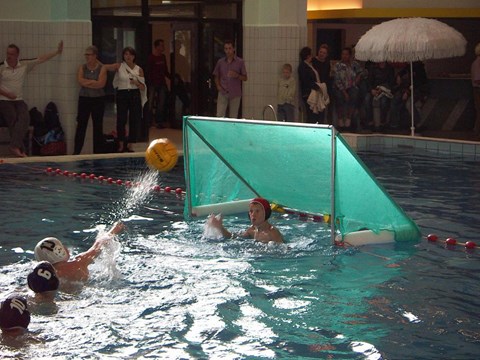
xmin=262 ymin=104 xmax=278 ymax=121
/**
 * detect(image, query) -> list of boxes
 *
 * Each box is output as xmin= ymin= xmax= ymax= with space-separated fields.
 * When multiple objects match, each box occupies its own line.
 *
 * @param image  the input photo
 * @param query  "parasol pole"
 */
xmin=410 ymin=61 xmax=415 ymax=137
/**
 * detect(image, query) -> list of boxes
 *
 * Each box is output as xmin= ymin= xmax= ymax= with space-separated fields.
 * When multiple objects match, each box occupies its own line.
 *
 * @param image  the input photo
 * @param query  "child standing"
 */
xmin=277 ymin=63 xmax=296 ymax=122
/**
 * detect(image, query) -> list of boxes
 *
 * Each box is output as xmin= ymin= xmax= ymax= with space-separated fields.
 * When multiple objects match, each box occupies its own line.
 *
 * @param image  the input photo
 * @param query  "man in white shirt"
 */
xmin=0 ymin=41 xmax=63 ymax=157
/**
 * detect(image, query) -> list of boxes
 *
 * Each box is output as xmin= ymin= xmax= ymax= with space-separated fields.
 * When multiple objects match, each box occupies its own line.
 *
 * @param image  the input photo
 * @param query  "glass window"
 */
xmin=92 ymin=0 xmax=142 ymax=16
xmin=149 ymin=3 xmax=197 ymax=18
xmin=202 ymin=3 xmax=237 ymax=19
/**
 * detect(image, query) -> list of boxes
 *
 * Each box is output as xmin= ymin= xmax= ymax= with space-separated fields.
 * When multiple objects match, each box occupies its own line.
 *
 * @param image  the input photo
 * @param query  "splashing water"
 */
xmin=202 ymin=214 xmax=224 ymax=240
xmin=92 ymin=169 xmax=160 ymax=282
xmin=90 ymin=228 xmax=123 ymax=282
xmin=113 ymin=169 xmax=160 ymax=221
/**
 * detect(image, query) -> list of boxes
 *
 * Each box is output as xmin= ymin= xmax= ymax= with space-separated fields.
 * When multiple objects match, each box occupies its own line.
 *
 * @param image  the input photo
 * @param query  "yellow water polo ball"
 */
xmin=145 ymin=138 xmax=179 ymax=172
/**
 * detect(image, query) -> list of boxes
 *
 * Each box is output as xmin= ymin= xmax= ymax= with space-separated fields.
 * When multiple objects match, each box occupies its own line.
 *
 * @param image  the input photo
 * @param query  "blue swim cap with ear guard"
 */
xmin=0 ymin=294 xmax=31 ymax=331
xmin=27 ymin=261 xmax=60 ymax=293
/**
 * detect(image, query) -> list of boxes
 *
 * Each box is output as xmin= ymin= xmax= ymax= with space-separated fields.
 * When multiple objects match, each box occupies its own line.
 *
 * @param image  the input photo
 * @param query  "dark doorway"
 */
xmin=316 ymin=29 xmax=344 ymax=60
xmin=198 ymin=22 xmax=241 ymax=117
xmin=91 ymin=0 xmax=242 ymax=134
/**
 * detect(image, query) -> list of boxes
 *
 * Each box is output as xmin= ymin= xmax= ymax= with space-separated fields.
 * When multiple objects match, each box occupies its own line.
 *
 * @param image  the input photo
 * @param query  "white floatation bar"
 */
xmin=191 ymin=199 xmax=252 ymax=217
xmin=336 ymin=229 xmax=395 ymax=246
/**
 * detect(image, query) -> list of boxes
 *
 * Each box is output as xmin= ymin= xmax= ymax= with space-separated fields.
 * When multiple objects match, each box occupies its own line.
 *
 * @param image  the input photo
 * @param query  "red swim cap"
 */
xmin=250 ymin=198 xmax=271 ymax=220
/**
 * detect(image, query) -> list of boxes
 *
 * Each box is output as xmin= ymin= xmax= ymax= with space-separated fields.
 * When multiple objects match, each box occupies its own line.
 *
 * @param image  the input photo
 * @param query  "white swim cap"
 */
xmin=34 ymin=237 xmax=68 ymax=264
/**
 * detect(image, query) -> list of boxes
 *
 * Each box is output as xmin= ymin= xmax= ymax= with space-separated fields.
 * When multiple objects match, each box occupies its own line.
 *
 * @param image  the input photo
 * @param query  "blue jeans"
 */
xmin=333 ymin=86 xmax=359 ymax=121
xmin=148 ymin=84 xmax=168 ymax=125
xmin=277 ymin=103 xmax=295 ymax=122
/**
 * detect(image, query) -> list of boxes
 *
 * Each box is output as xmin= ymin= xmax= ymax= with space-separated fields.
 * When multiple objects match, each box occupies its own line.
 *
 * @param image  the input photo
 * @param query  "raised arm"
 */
xmin=37 ymin=40 xmax=63 ymax=64
xmin=108 ymin=221 xmax=125 ymax=235
xmin=207 ymin=214 xmax=249 ymax=239
xmin=75 ymin=222 xmax=124 ymax=265
xmin=207 ymin=214 xmax=233 ymax=238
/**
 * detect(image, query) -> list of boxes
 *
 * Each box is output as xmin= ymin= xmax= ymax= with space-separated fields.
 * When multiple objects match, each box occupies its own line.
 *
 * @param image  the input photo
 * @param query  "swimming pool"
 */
xmin=0 ymin=150 xmax=479 ymax=359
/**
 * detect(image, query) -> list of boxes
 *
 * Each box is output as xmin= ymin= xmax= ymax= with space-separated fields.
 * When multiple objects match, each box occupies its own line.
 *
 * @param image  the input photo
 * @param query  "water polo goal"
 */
xmin=183 ymin=116 xmax=420 ymax=245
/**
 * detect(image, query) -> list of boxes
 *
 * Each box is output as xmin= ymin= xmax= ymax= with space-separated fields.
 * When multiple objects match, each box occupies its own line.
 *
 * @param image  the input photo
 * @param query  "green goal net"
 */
xmin=183 ymin=116 xmax=420 ymax=243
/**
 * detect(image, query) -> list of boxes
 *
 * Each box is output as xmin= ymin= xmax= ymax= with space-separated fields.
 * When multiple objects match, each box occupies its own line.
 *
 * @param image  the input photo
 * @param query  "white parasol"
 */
xmin=355 ymin=18 xmax=467 ymax=136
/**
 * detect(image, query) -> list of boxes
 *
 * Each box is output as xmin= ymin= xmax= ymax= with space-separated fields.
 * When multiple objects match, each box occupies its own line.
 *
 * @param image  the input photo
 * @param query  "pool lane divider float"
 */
xmin=44 ymin=167 xmax=185 ymax=196
xmin=425 ymin=233 xmax=478 ymax=251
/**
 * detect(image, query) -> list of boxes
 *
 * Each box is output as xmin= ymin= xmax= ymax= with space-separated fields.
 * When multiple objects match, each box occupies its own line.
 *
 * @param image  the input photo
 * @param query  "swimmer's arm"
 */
xmin=76 ymin=222 xmax=124 ymax=264
xmin=216 ymin=225 xmax=248 ymax=239
xmin=208 ymin=214 xmax=233 ymax=239
xmin=242 ymin=227 xmax=255 ymax=239
xmin=108 ymin=221 xmax=125 ymax=235
xmin=269 ymin=228 xmax=284 ymax=243
xmin=74 ymin=239 xmax=106 ymax=265
xmin=217 ymin=225 xmax=237 ymax=239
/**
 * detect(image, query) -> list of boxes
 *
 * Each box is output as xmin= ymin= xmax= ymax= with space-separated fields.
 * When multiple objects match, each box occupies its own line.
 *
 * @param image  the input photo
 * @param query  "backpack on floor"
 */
xmin=30 ymin=102 xmax=66 ymax=156
xmin=29 ymin=107 xmax=47 ymax=155
xmin=40 ymin=102 xmax=66 ymax=156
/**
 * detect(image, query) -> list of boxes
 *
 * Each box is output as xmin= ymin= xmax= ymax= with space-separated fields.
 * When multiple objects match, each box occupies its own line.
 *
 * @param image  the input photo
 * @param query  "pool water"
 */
xmin=0 ymin=150 xmax=479 ymax=359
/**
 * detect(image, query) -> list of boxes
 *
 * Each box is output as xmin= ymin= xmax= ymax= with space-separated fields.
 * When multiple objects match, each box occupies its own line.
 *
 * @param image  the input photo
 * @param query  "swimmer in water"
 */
xmin=27 ymin=261 xmax=60 ymax=314
xmin=27 ymin=261 xmax=59 ymax=301
xmin=208 ymin=198 xmax=284 ymax=243
xmin=0 ymin=294 xmax=31 ymax=336
xmin=33 ymin=222 xmax=124 ymax=283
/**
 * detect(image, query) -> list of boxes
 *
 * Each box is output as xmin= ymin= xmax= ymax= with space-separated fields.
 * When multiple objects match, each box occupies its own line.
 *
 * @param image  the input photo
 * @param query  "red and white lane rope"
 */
xmin=45 ymin=167 xmax=186 ymax=195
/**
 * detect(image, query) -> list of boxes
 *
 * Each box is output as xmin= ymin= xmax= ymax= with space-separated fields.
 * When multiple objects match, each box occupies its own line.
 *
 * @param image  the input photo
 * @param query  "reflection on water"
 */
xmin=0 ymin=152 xmax=479 ymax=359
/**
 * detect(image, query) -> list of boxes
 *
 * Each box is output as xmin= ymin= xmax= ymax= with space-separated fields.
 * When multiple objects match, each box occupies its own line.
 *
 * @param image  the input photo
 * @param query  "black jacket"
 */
xmin=298 ymin=61 xmax=320 ymax=99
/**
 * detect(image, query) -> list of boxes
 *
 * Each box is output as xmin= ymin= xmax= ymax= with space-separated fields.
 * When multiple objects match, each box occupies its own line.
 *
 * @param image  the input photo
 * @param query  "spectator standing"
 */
xmin=112 ymin=47 xmax=147 ymax=153
xmin=312 ymin=44 xmax=331 ymax=90
xmin=73 ymin=45 xmax=111 ymax=155
xmin=471 ymin=42 xmax=480 ymax=137
xmin=146 ymin=39 xmax=170 ymax=128
xmin=333 ymin=47 xmax=362 ymax=129
xmin=312 ymin=44 xmax=332 ymax=123
xmin=298 ymin=46 xmax=324 ymax=123
xmin=0 ymin=41 xmax=63 ymax=157
xmin=277 ymin=63 xmax=296 ymax=121
xmin=213 ymin=40 xmax=248 ymax=118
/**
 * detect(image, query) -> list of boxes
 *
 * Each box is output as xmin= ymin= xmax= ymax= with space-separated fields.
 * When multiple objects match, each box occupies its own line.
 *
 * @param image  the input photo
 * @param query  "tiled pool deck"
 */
xmin=343 ymin=133 xmax=480 ymax=159
xmin=2 ymin=129 xmax=480 ymax=164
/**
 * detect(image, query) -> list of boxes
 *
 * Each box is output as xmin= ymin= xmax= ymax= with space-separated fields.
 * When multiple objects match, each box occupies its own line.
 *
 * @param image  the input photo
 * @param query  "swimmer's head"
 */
xmin=27 ymin=261 xmax=60 ymax=293
xmin=0 ymin=294 xmax=31 ymax=333
xmin=34 ymin=237 xmax=69 ymax=264
xmin=250 ymin=197 xmax=271 ymax=221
